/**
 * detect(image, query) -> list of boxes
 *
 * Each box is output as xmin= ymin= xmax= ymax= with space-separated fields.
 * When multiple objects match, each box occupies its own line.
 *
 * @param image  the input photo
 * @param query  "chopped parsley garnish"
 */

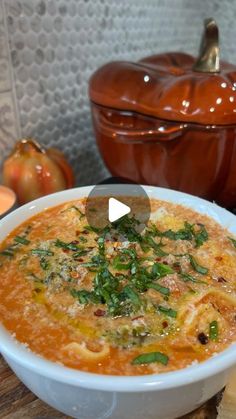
xmin=122 ymin=285 xmax=141 ymax=309
xmin=0 ymin=248 xmax=15 ymax=257
xmin=143 ymin=234 xmax=168 ymax=256
xmin=161 ymin=222 xmax=193 ymax=241
xmin=189 ymin=255 xmax=209 ymax=275
xmin=158 ymin=305 xmax=177 ymax=318
xmin=194 ymin=224 xmax=208 ymax=248
xmin=70 ymin=289 xmax=92 ymax=304
xmin=113 ymin=254 xmax=132 ymax=270
xmin=112 ymin=248 xmax=137 ymax=270
xmin=180 ymin=272 xmax=206 ymax=284
xmin=229 ymin=237 xmax=236 ymax=248
xmin=151 ymin=262 xmax=173 ymax=278
xmin=14 ymin=236 xmax=30 ymax=245
xmin=112 ymin=215 xmax=142 ymax=242
xmin=84 ymin=225 xmax=101 ymax=234
xmin=40 ymin=257 xmax=50 ymax=270
xmin=31 ymin=249 xmax=54 ymax=256
xmin=55 ymin=239 xmax=81 ymax=252
xmin=73 ymin=249 xmax=88 ymax=258
xmin=131 ymin=351 xmax=169 ymax=365
xmin=149 ymin=221 xmax=208 ymax=248
xmin=62 ymin=205 xmax=85 ymax=219
xmin=79 ymin=236 xmax=87 ymax=243
xmin=209 ymin=320 xmax=218 ymax=341
xmin=0 ymin=229 xmax=31 ymax=257
xmin=147 ymin=283 xmax=170 ymax=296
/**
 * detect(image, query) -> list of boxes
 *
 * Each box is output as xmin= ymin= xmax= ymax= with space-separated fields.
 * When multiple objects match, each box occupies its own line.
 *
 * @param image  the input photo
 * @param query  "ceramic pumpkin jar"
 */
xmin=89 ymin=19 xmax=236 ymax=208
xmin=3 ymin=138 xmax=74 ymax=204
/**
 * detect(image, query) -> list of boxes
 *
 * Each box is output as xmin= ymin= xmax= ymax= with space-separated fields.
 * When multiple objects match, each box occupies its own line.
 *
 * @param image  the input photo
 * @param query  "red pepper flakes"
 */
xmin=217 ymin=276 xmax=227 ymax=283
xmin=132 ymin=315 xmax=144 ymax=321
xmin=162 ymin=321 xmax=168 ymax=328
xmin=70 ymin=240 xmax=79 ymax=245
xmin=215 ymin=256 xmax=223 ymax=262
xmin=94 ymin=309 xmax=106 ymax=317
xmin=173 ymin=263 xmax=181 ymax=272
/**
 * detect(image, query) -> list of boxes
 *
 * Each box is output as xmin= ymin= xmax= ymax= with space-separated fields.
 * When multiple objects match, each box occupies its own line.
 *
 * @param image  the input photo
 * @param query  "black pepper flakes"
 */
xmin=197 ymin=332 xmax=209 ymax=345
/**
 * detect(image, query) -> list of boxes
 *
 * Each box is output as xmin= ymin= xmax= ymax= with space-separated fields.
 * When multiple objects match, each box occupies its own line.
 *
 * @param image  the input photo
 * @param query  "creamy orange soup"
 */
xmin=0 ymin=198 xmax=236 ymax=376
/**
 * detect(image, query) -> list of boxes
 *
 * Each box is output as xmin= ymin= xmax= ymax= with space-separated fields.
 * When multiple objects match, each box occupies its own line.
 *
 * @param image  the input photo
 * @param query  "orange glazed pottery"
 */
xmin=89 ymin=19 xmax=236 ymax=208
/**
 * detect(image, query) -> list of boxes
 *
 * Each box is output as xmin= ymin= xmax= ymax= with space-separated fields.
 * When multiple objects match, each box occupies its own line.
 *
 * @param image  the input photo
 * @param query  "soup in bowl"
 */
xmin=0 ymin=186 xmax=236 ymax=419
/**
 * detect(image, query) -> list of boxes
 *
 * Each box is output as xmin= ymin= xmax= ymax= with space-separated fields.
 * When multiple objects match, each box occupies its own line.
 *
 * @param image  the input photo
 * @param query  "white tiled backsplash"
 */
xmin=0 ymin=0 xmax=235 ymax=184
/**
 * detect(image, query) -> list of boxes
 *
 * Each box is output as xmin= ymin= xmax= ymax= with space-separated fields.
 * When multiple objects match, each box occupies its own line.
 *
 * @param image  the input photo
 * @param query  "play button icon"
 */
xmin=85 ymin=177 xmax=151 ymax=238
xmin=108 ymin=198 xmax=131 ymax=223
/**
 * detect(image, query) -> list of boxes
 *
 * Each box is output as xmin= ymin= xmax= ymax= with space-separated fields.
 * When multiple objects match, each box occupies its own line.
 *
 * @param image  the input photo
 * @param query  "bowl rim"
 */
xmin=1 ymin=185 xmax=236 ymax=392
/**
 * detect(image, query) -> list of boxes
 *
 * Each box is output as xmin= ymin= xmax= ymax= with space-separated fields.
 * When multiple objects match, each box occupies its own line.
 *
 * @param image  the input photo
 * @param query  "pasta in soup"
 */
xmin=0 ymin=197 xmax=236 ymax=376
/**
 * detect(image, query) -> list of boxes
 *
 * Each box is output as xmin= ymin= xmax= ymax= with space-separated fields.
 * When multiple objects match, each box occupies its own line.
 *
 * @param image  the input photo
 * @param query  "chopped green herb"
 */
xmin=80 ymin=261 xmax=100 ymax=268
xmin=121 ymin=248 xmax=137 ymax=259
xmin=150 ymin=221 xmax=208 ymax=248
xmin=209 ymin=320 xmax=218 ymax=341
xmin=113 ymin=254 xmax=131 ymax=270
xmin=151 ymin=262 xmax=173 ymax=279
xmin=122 ymin=286 xmax=141 ymax=308
xmin=158 ymin=305 xmax=177 ymax=318
xmin=31 ymin=249 xmax=54 ymax=256
xmin=73 ymin=249 xmax=88 ymax=258
xmin=70 ymin=289 xmax=91 ymax=304
xmin=162 ymin=222 xmax=193 ymax=241
xmin=0 ymin=248 xmax=14 ymax=257
xmin=194 ymin=224 xmax=208 ymax=248
xmin=147 ymin=282 xmax=170 ymax=296
xmin=132 ymin=351 xmax=169 ymax=365
xmin=143 ymin=235 xmax=168 ymax=256
xmin=84 ymin=225 xmax=101 ymax=234
xmin=180 ymin=272 xmax=205 ymax=284
xmin=229 ymin=237 xmax=236 ymax=248
xmin=97 ymin=236 xmax=105 ymax=256
xmin=130 ymin=261 xmax=138 ymax=275
xmin=55 ymin=239 xmax=81 ymax=251
xmin=40 ymin=257 xmax=50 ymax=270
xmin=189 ymin=255 xmax=208 ymax=275
xmin=62 ymin=205 xmax=85 ymax=219
xmin=112 ymin=215 xmax=142 ymax=242
xmin=14 ymin=236 xmax=30 ymax=245
xmin=79 ymin=236 xmax=87 ymax=243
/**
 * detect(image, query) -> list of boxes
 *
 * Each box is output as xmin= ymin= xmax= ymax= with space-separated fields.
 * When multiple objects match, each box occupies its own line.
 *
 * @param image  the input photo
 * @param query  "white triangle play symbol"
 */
xmin=108 ymin=197 xmax=131 ymax=223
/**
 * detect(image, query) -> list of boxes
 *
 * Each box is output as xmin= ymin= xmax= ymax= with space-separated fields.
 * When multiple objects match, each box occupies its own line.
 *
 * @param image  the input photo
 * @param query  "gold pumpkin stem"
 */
xmin=15 ymin=138 xmax=46 ymax=154
xmin=193 ymin=18 xmax=220 ymax=73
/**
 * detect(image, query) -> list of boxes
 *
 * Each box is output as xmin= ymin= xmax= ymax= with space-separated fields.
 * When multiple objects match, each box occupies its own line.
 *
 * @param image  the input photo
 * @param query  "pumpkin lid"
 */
xmin=89 ymin=19 xmax=236 ymax=126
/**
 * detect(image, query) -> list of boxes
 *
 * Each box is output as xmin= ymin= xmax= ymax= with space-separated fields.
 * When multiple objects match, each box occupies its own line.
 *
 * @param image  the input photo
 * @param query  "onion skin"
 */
xmin=3 ymin=138 xmax=75 ymax=204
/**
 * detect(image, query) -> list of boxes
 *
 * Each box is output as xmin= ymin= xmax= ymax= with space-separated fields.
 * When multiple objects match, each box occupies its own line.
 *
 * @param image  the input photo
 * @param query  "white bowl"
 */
xmin=0 ymin=186 xmax=236 ymax=419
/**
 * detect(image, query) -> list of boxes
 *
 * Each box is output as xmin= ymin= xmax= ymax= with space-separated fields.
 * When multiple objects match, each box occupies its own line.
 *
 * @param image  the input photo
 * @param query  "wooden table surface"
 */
xmin=0 ymin=355 xmax=221 ymax=419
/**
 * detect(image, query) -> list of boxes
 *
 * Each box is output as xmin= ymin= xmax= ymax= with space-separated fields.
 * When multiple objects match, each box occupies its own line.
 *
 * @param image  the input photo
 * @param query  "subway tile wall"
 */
xmin=0 ymin=0 xmax=235 ymax=184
